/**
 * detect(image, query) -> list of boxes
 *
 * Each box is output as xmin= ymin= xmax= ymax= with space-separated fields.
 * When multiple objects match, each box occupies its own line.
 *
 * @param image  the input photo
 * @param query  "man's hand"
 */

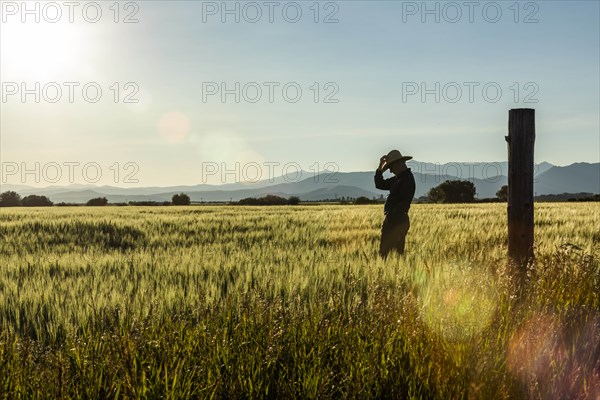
xmin=378 ymin=155 xmax=387 ymax=171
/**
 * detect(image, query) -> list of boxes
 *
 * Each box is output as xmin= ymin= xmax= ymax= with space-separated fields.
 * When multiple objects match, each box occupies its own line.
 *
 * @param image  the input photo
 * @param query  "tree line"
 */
xmin=0 ymin=191 xmax=300 ymax=207
xmin=4 ymin=181 xmax=593 ymax=207
xmin=0 ymin=191 xmax=53 ymax=207
xmin=0 ymin=182 xmax=492 ymax=207
xmin=0 ymin=191 xmax=183 ymax=207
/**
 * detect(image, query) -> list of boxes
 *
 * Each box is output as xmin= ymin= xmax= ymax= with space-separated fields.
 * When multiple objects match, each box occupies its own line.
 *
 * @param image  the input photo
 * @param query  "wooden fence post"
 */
xmin=506 ymin=108 xmax=535 ymax=280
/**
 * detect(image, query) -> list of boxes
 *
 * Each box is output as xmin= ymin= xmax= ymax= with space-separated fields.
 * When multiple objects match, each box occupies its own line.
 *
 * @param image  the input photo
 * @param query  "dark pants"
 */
xmin=379 ymin=213 xmax=410 ymax=258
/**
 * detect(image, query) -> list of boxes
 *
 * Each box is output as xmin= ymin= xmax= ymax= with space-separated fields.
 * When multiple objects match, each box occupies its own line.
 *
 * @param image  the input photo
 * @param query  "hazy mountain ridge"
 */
xmin=533 ymin=163 xmax=600 ymax=195
xmin=1 ymin=162 xmax=598 ymax=203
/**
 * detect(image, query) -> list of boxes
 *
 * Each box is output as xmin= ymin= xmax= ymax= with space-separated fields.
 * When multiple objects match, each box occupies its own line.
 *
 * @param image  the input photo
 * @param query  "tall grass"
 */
xmin=0 ymin=203 xmax=598 ymax=398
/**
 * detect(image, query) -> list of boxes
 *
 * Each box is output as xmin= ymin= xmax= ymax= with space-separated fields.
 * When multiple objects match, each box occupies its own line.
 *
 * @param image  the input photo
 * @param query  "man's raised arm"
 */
xmin=374 ymin=169 xmax=394 ymax=190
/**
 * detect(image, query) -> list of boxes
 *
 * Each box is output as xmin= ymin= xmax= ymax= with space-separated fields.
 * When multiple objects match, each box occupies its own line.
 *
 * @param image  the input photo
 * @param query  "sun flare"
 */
xmin=1 ymin=20 xmax=84 ymax=80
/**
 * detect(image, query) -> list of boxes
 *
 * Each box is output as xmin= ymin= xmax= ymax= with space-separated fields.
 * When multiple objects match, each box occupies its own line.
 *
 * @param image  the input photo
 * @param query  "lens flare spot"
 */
xmin=508 ymin=313 xmax=600 ymax=399
xmin=158 ymin=111 xmax=190 ymax=143
xmin=419 ymin=265 xmax=497 ymax=341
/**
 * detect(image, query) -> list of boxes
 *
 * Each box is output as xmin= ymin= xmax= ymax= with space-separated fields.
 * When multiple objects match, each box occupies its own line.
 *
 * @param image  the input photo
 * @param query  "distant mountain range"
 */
xmin=1 ymin=161 xmax=598 ymax=203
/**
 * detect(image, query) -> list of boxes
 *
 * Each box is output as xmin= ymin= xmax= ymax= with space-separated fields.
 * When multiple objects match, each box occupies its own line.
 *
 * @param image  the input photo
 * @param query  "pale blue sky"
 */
xmin=1 ymin=1 xmax=598 ymax=186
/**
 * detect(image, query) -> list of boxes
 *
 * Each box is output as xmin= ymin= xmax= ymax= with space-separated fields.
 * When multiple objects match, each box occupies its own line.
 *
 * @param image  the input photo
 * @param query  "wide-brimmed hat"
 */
xmin=382 ymin=149 xmax=412 ymax=170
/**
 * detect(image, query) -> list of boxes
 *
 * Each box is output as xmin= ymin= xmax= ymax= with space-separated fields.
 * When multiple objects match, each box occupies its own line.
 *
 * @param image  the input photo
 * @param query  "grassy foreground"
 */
xmin=0 ymin=203 xmax=598 ymax=399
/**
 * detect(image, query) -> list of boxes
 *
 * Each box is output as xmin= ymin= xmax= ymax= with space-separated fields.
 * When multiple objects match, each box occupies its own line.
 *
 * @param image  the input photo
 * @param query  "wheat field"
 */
xmin=0 ymin=203 xmax=598 ymax=399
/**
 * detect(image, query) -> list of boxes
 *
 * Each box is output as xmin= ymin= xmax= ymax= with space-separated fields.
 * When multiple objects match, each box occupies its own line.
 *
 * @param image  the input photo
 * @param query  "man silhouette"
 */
xmin=375 ymin=150 xmax=416 ymax=258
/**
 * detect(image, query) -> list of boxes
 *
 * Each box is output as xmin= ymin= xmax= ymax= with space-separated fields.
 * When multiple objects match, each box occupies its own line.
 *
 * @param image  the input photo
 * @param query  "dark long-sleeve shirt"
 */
xmin=374 ymin=168 xmax=416 ymax=217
